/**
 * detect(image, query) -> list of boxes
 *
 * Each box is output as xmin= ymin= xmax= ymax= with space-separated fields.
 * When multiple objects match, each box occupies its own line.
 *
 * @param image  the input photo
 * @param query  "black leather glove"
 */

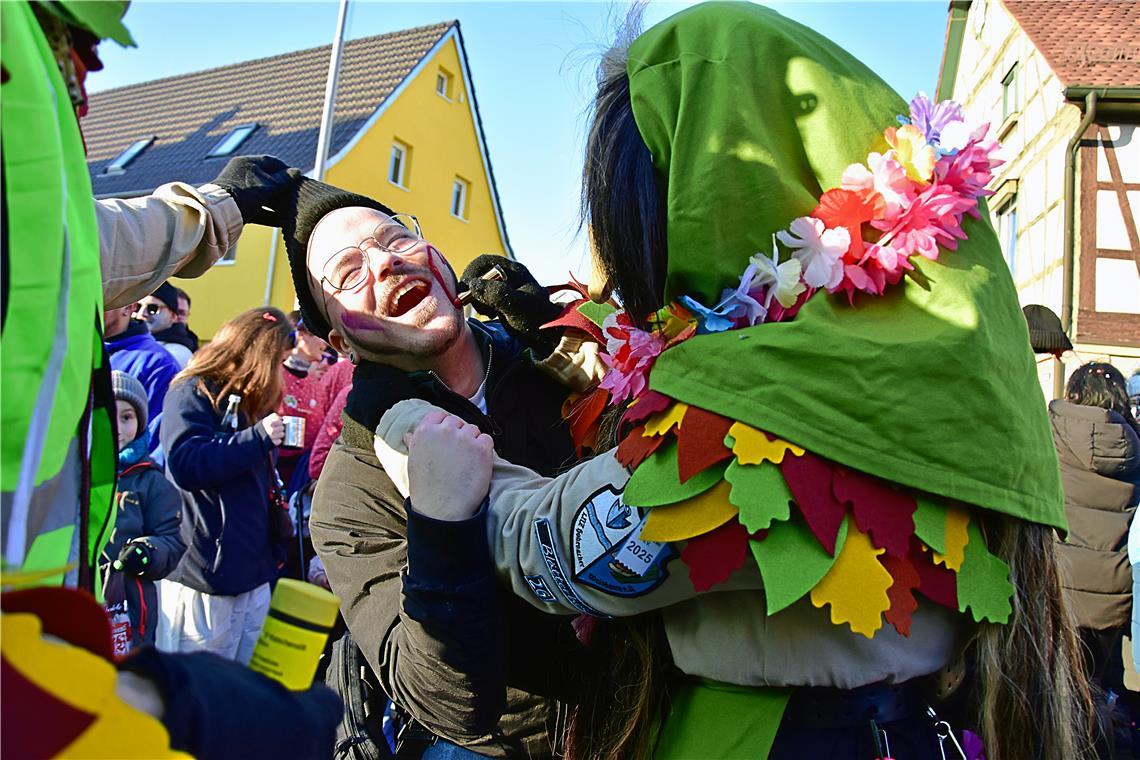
xmin=120 ymin=647 xmax=343 ymax=760
xmin=210 ymin=155 xmax=298 ymax=226
xmin=115 ymin=542 xmax=154 ymax=577
xmin=460 ymin=255 xmax=562 ymax=356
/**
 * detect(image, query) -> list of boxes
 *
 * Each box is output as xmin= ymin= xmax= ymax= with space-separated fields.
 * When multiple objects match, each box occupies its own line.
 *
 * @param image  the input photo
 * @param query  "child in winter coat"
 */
xmin=103 ymin=371 xmax=186 ymax=648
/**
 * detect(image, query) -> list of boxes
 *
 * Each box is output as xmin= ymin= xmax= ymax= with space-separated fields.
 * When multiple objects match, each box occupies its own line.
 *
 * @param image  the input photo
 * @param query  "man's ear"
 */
xmin=328 ymin=329 xmax=351 ymax=359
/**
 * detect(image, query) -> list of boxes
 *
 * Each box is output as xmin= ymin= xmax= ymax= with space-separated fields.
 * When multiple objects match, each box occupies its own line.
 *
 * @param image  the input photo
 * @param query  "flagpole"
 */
xmin=313 ymin=0 xmax=350 ymax=181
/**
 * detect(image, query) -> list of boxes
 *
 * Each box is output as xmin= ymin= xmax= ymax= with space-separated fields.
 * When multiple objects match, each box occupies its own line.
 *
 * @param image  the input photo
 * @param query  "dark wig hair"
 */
xmin=1066 ymin=362 xmax=1140 ymax=431
xmin=581 ymin=20 xmax=667 ymax=328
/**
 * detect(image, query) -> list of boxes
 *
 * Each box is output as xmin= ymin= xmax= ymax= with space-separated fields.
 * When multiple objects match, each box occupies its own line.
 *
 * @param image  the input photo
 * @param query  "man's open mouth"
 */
xmin=387 ymin=279 xmax=432 ymax=318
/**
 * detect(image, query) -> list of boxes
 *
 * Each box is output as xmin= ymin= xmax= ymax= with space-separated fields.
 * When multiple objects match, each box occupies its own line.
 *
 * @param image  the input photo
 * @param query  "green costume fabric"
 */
xmin=1 ymin=0 xmax=125 ymax=594
xmin=655 ymin=680 xmax=790 ymax=760
xmin=628 ymin=2 xmax=1065 ymax=530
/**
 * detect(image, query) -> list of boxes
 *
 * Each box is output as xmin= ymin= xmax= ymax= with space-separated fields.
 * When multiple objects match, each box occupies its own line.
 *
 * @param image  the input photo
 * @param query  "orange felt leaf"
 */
xmin=644 ymin=403 xmax=688 ymax=438
xmin=615 ymin=425 xmax=666 ymax=469
xmin=676 ymin=407 xmax=734 ymax=483
xmin=640 ymin=481 xmax=738 ymax=543
xmin=879 ymin=553 xmax=921 ymax=637
xmin=727 ymin=423 xmax=804 ymax=465
xmin=566 ymin=387 xmax=609 ymax=457
xmin=809 ymin=524 xmax=892 ymax=638
xmin=933 ymin=507 xmax=969 ymax=571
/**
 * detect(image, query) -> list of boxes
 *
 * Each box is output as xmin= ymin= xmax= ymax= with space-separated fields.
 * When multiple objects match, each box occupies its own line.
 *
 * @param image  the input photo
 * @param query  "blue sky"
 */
xmin=91 ymin=1 xmax=951 ymax=283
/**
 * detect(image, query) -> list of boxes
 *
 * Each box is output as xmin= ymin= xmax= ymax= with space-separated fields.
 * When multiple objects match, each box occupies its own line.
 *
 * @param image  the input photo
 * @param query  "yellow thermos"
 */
xmin=249 ymin=579 xmax=340 ymax=690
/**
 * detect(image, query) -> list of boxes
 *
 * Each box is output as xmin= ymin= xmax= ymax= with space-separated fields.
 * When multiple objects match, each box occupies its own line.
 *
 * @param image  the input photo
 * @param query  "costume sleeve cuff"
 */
xmin=405 ymin=498 xmax=492 ymax=584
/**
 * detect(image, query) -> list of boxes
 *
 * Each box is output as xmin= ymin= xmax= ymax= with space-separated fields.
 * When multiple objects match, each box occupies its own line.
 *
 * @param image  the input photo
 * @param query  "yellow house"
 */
xmin=84 ymin=21 xmax=513 ymax=338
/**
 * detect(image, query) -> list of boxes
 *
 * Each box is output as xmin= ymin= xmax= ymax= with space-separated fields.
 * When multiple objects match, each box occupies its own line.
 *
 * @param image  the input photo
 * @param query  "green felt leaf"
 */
xmin=957 ymin=520 xmax=1013 ymax=624
xmin=725 ymin=460 xmax=792 ymax=533
xmin=577 ymin=300 xmax=617 ymax=328
xmin=624 ymin=440 xmax=725 ymax=507
xmin=751 ymin=515 xmax=848 ymax=615
xmin=912 ymin=495 xmax=946 ymax=553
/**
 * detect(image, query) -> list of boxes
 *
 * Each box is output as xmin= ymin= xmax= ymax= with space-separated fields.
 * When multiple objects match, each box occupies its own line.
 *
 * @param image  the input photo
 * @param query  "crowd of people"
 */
xmin=4 ymin=2 xmax=1140 ymax=759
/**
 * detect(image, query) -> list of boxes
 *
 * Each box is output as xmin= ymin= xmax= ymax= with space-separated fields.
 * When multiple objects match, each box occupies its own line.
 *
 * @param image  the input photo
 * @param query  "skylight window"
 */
xmin=207 ymin=124 xmax=258 ymax=157
xmin=104 ymin=137 xmax=154 ymax=174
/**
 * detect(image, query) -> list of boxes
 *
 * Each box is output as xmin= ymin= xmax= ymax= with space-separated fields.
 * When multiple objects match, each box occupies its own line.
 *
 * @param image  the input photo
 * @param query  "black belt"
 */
xmin=780 ymin=659 xmax=965 ymax=730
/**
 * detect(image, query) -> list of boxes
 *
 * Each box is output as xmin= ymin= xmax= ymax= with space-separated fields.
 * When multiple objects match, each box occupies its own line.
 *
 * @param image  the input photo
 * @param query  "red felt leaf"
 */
xmin=681 ymin=519 xmax=750 ymax=592
xmin=615 ymin=425 xmax=667 ymax=469
xmin=832 ymin=467 xmax=916 ymax=558
xmin=909 ymin=536 xmax=958 ymax=610
xmin=566 ymin=387 xmax=609 ymax=457
xmin=542 ymin=300 xmax=607 ymax=344
xmin=779 ymin=451 xmax=848 ymax=555
xmin=811 ymin=188 xmax=883 ymax=261
xmin=620 ymin=391 xmax=673 ymax=427
xmin=676 ymin=406 xmax=734 ymax=483
xmin=879 ymin=553 xmax=921 ymax=637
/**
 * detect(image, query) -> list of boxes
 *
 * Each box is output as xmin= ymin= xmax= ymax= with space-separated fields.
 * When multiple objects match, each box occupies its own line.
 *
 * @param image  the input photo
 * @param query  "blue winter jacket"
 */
xmin=161 ymin=379 xmax=279 ymax=596
xmin=106 ymin=320 xmax=180 ymax=452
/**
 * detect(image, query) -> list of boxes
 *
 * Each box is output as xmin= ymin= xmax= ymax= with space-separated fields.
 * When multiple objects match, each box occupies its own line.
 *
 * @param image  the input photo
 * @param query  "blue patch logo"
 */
xmin=570 ymin=486 xmax=673 ymax=598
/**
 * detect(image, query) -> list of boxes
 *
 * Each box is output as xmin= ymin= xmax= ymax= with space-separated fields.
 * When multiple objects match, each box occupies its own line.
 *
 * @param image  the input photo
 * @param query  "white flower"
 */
xmin=776 ymin=217 xmax=850 ymax=290
xmin=749 ymin=245 xmax=806 ymax=308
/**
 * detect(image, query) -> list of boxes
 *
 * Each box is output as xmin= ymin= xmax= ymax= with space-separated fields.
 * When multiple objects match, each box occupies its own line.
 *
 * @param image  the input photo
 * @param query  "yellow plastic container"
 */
xmin=249 ymin=579 xmax=340 ymax=690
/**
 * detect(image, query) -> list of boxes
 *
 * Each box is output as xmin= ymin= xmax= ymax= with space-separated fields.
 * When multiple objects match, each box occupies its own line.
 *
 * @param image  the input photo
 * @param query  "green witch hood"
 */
xmin=624 ymin=2 xmax=1065 ymax=529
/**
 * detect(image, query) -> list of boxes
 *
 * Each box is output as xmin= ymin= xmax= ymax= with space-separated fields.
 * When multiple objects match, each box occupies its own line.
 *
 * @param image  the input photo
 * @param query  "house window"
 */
xmin=996 ymin=196 xmax=1018 ymax=276
xmin=389 ymin=141 xmax=410 ymax=188
xmin=1001 ymin=64 xmax=1018 ymax=119
xmin=435 ymin=69 xmax=453 ymax=100
xmin=104 ymin=137 xmax=154 ymax=174
xmin=216 ymin=244 xmax=237 ymax=265
xmin=208 ymin=124 xmax=257 ymax=157
xmin=451 ymin=177 xmax=470 ymax=220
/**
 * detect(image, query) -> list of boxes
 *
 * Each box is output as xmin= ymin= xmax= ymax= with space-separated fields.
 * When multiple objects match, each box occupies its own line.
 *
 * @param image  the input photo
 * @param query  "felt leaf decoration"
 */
xmin=615 ymin=425 xmax=666 ymax=469
xmin=643 ymin=403 xmax=689 ymax=438
xmin=779 ymin=452 xmax=847 ymax=555
xmin=577 ymin=300 xmax=617 ymax=329
xmin=727 ymin=422 xmax=804 ymax=465
xmin=624 ymin=441 xmax=725 ymax=508
xmin=912 ymin=495 xmax=947 ymax=554
xmin=957 ymin=521 xmax=1013 ymax=624
xmin=621 ymin=391 xmax=672 ymax=427
xmin=641 ymin=480 xmax=738 ymax=542
xmin=565 ymin=387 xmax=609 ymax=458
xmin=909 ymin=536 xmax=958 ymax=610
xmin=725 ymin=460 xmax=792 ymax=533
xmin=880 ymin=553 xmax=921 ymax=637
xmin=751 ymin=515 xmax=849 ymax=615
xmin=810 ymin=524 xmax=892 ymax=638
xmin=681 ymin=519 xmax=750 ymax=592
xmin=933 ymin=507 xmax=969 ymax=571
xmin=832 ymin=467 xmax=916 ymax=558
xmin=676 ymin=406 xmax=734 ymax=483
xmin=543 ymin=301 xmax=607 ymax=344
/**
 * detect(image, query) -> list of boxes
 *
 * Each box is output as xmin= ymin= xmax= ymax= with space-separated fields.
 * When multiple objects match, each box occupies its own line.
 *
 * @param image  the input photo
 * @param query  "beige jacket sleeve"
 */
xmin=375 ymin=399 xmax=762 ymax=618
xmin=97 ymin=182 xmax=243 ymax=309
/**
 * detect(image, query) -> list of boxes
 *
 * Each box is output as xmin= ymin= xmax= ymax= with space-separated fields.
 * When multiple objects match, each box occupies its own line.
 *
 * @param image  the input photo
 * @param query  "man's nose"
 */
xmin=366 ymin=246 xmax=408 ymax=282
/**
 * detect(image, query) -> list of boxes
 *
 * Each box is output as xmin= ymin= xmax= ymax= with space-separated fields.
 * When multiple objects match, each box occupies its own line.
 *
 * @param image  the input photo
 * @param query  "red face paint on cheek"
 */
xmin=425 ymin=245 xmax=463 ymax=308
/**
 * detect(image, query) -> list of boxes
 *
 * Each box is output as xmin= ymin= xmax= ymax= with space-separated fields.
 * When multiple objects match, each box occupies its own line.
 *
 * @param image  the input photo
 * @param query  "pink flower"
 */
xmin=777 ymin=217 xmax=850 ymax=290
xmin=842 ymin=153 xmax=916 ymax=223
xmin=874 ymin=183 xmax=975 ymax=262
xmin=934 ymin=125 xmax=1003 ymax=201
xmin=598 ymin=311 xmax=666 ymax=403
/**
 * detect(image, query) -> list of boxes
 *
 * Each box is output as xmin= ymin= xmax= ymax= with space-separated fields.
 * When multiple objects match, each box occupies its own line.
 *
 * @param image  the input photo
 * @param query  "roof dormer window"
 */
xmin=207 ymin=124 xmax=258 ymax=157
xmin=103 ymin=137 xmax=154 ymax=175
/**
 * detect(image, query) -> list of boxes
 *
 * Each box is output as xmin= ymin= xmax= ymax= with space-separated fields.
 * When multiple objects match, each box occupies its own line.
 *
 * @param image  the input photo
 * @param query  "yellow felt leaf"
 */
xmin=933 ymin=507 xmax=970 ymax=571
xmin=644 ymin=403 xmax=689 ymax=438
xmin=641 ymin=480 xmax=738 ymax=542
xmin=727 ymin=422 xmax=804 ymax=465
xmin=809 ymin=525 xmax=892 ymax=638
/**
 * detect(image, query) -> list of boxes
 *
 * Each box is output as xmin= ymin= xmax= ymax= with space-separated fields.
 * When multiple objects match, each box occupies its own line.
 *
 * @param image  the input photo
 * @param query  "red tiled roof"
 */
xmin=1001 ymin=1 xmax=1140 ymax=88
xmin=84 ymin=22 xmax=454 ymax=196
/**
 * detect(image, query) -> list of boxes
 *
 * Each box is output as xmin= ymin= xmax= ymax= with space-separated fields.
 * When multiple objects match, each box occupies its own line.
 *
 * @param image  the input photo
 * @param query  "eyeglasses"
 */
xmin=319 ymin=214 xmax=423 ymax=295
xmin=139 ymin=303 xmax=171 ymax=317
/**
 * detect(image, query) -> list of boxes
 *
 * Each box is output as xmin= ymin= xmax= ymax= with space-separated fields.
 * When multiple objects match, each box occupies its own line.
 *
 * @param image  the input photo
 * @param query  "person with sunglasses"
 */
xmin=137 ymin=282 xmax=196 ymax=368
xmin=157 ymin=307 xmax=293 ymax=663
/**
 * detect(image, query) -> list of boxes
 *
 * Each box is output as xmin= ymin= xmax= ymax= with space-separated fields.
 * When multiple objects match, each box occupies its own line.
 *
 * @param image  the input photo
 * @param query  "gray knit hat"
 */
xmin=111 ymin=370 xmax=148 ymax=433
xmin=1022 ymin=304 xmax=1073 ymax=355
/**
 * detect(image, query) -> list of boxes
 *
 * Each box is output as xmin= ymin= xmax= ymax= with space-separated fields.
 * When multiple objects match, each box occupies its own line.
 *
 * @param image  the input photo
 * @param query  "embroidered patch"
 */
xmin=570 ymin=486 xmax=674 ymax=598
xmin=533 ymin=518 xmax=609 ymax=618
xmin=524 ymin=575 xmax=557 ymax=604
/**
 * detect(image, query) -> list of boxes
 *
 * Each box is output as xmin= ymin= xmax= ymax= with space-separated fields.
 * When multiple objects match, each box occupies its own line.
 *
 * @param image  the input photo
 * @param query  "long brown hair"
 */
xmin=173 ymin=307 xmax=293 ymax=422
xmin=573 ymin=21 xmax=1097 ymax=760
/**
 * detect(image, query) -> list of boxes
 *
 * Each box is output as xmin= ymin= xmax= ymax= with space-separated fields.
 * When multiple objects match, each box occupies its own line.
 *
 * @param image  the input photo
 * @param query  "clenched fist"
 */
xmin=405 ymin=411 xmax=494 ymax=521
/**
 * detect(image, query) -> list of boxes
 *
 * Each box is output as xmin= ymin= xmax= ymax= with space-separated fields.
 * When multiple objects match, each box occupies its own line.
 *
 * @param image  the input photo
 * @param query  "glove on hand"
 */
xmin=210 ymin=155 xmax=297 ymax=226
xmin=120 ymin=647 xmax=342 ymax=760
xmin=461 ymin=255 xmax=562 ymax=356
xmin=116 ymin=542 xmax=154 ymax=577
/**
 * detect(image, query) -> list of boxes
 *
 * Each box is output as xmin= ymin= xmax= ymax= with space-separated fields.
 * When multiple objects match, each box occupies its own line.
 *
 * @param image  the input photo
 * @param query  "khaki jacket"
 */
xmin=376 ymin=398 xmax=961 ymax=690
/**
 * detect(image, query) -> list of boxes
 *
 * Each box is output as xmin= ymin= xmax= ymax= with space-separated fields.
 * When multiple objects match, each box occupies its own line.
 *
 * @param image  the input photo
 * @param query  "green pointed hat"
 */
xmin=626 ymin=2 xmax=1064 ymax=529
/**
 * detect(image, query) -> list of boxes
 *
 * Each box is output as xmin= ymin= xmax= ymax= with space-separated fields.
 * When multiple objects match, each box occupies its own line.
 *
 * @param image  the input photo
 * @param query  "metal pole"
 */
xmin=313 ymin=0 xmax=350 ymax=181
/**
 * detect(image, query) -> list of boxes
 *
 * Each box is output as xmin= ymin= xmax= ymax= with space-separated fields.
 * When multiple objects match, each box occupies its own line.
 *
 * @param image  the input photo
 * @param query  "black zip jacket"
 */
xmin=310 ymin=320 xmax=592 ymax=757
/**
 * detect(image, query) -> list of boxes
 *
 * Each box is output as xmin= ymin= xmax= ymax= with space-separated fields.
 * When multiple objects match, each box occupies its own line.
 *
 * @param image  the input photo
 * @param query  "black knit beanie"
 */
xmin=1021 ymin=304 xmax=1073 ymax=355
xmin=280 ymin=172 xmax=395 ymax=341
